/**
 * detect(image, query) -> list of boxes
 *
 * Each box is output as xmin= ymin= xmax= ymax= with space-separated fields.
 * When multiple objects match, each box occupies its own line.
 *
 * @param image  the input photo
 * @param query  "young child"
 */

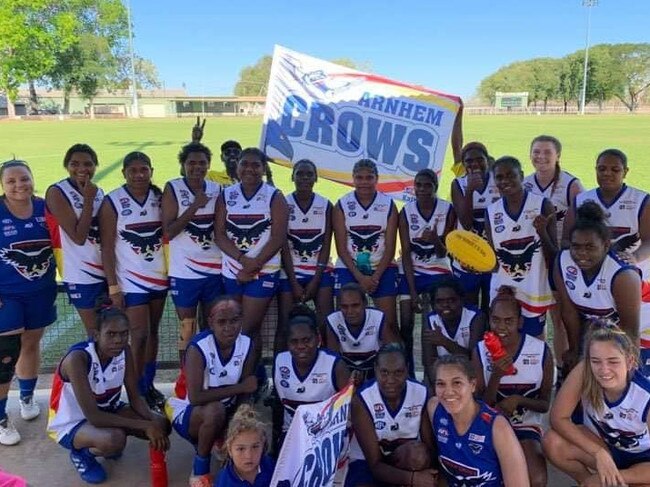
xmin=214 ymin=404 xmax=275 ymax=487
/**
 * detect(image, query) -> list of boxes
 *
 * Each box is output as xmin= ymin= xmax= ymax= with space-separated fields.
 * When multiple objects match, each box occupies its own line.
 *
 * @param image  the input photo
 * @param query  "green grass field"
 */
xmin=1 ymin=114 xmax=649 ymax=203
xmin=2 ymin=114 xmax=648 ymax=368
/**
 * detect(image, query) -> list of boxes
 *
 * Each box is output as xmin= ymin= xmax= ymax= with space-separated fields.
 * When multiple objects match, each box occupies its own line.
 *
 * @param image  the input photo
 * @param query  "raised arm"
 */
xmin=45 ymin=183 xmax=97 ymax=245
xmin=161 ymin=182 xmax=210 ymax=240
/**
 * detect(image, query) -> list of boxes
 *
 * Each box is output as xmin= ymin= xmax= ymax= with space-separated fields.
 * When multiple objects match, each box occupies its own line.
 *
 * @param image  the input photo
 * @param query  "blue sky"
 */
xmin=131 ymin=0 xmax=649 ymax=99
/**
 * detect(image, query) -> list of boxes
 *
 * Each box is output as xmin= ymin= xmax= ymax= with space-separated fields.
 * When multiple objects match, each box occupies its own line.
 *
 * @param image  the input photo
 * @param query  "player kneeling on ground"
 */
xmin=47 ymin=301 xmax=170 ymax=484
xmin=346 ymin=343 xmax=436 ymax=487
xmin=543 ymin=321 xmax=650 ymax=487
xmin=166 ymin=296 xmax=257 ymax=487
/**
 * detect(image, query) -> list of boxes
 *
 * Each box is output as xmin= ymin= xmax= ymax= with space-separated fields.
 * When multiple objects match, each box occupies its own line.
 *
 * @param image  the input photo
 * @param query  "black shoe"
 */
xmin=149 ymin=385 xmax=166 ymax=406
xmin=144 ymin=387 xmax=165 ymax=412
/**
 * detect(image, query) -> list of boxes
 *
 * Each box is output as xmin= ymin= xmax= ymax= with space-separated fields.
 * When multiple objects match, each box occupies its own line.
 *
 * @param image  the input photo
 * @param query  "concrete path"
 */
xmin=0 ymin=381 xmax=575 ymax=487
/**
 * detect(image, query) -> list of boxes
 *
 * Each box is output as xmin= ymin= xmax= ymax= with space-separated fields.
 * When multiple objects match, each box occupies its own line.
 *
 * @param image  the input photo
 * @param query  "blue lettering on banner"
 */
xmin=276 ymin=94 xmax=440 ymax=174
xmin=293 ymin=430 xmax=345 ymax=487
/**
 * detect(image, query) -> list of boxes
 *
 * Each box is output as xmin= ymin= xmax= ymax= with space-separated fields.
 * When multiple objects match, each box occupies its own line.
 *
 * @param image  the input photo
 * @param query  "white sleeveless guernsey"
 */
xmin=399 ymin=199 xmax=452 ymax=276
xmin=487 ymin=192 xmax=555 ymax=317
xmin=221 ymin=182 xmax=281 ymax=278
xmin=106 ymin=185 xmax=167 ymax=293
xmin=349 ymin=379 xmax=427 ymax=460
xmin=452 ymin=171 xmax=501 ymax=237
xmin=558 ymin=249 xmax=636 ymax=322
xmin=47 ymin=179 xmax=105 ymax=283
xmin=47 ymin=341 xmax=126 ymax=442
xmin=584 ymin=370 xmax=650 ymax=461
xmin=273 ymin=349 xmax=339 ymax=432
xmin=335 ymin=191 xmax=396 ymax=272
xmin=477 ymin=334 xmax=548 ymax=434
xmin=284 ymin=192 xmax=330 ymax=275
xmin=576 ymin=185 xmax=650 ymax=278
xmin=326 ymin=308 xmax=385 ymax=372
xmin=167 ymin=331 xmax=252 ymax=421
xmin=523 ymin=170 xmax=578 ymax=244
xmin=426 ymin=306 xmax=479 ymax=357
xmin=166 ymin=178 xmax=221 ymax=279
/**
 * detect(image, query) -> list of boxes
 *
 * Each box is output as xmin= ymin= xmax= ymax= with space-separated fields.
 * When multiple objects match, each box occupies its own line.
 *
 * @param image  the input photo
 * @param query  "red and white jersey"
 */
xmin=476 ymin=334 xmax=548 ymax=434
xmin=576 ymin=185 xmax=650 ymax=278
xmin=106 ymin=186 xmax=167 ymax=293
xmin=523 ymin=170 xmax=578 ymax=244
xmin=273 ymin=349 xmax=339 ymax=432
xmin=349 ymin=379 xmax=427 ymax=460
xmin=487 ymin=192 xmax=555 ymax=317
xmin=426 ymin=306 xmax=479 ymax=357
xmin=399 ymin=199 xmax=452 ymax=276
xmin=284 ymin=192 xmax=330 ymax=275
xmin=46 ymin=178 xmax=105 ymax=284
xmin=221 ymin=182 xmax=281 ymax=278
xmin=166 ymin=178 xmax=221 ymax=279
xmin=335 ymin=191 xmax=396 ymax=272
xmin=326 ymin=308 xmax=385 ymax=373
xmin=47 ymin=341 xmax=126 ymax=442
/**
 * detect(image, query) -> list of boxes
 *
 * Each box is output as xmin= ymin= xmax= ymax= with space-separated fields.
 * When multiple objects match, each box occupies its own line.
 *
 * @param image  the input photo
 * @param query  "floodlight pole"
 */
xmin=579 ymin=0 xmax=598 ymax=115
xmin=127 ymin=0 xmax=139 ymax=118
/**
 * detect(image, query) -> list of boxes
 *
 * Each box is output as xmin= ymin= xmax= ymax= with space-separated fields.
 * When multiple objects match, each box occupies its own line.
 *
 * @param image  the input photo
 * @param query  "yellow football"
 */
xmin=446 ymin=229 xmax=496 ymax=273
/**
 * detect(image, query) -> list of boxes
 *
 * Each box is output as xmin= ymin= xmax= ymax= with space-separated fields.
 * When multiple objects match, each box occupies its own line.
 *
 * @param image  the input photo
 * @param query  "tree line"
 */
xmin=478 ymin=43 xmax=650 ymax=112
xmin=0 ymin=0 xmax=159 ymax=117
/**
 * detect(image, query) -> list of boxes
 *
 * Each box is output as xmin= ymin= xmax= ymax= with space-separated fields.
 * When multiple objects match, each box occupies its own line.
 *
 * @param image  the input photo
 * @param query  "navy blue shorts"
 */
xmin=171 ymin=404 xmax=195 ymax=444
xmin=640 ymin=348 xmax=650 ymax=377
xmin=169 ymin=275 xmax=223 ymax=309
xmin=609 ymin=445 xmax=650 ymax=470
xmin=397 ymin=272 xmax=450 ymax=297
xmin=334 ymin=267 xmax=398 ymax=299
xmin=344 ymin=460 xmax=374 ymax=487
xmin=223 ymin=272 xmax=280 ymax=298
xmin=522 ymin=314 xmax=546 ymax=336
xmin=278 ymin=271 xmax=334 ymax=293
xmin=64 ymin=281 xmax=107 ymax=310
xmin=124 ymin=289 xmax=167 ymax=308
xmin=452 ymin=266 xmax=491 ymax=295
xmin=514 ymin=426 xmax=542 ymax=443
xmin=0 ymin=286 xmax=57 ymax=333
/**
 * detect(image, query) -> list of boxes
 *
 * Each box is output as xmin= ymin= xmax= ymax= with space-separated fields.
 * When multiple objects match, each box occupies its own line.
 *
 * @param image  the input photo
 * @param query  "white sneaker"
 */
xmin=19 ymin=396 xmax=40 ymax=421
xmin=0 ymin=418 xmax=21 ymax=445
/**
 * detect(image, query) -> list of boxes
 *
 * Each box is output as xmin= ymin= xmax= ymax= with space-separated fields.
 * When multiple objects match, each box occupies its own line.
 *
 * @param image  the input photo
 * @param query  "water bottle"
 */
xmin=150 ymin=446 xmax=168 ymax=487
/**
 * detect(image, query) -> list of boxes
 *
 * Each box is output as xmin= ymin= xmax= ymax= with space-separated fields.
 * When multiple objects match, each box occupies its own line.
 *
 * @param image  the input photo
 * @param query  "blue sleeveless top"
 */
xmin=0 ymin=197 xmax=56 ymax=294
xmin=433 ymin=400 xmax=504 ymax=487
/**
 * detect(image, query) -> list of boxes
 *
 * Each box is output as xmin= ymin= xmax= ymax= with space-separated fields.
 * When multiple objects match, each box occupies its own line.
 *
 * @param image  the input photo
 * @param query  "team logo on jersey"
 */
xmin=288 ymin=229 xmax=324 ymax=262
xmin=556 ymin=209 xmax=567 ymax=222
xmin=588 ymin=414 xmax=646 ymax=450
xmin=411 ymin=238 xmax=437 ymax=261
xmin=496 ymin=236 xmax=541 ymax=282
xmin=439 ymin=455 xmax=497 ymax=486
xmin=185 ymin=214 xmax=214 ymax=249
xmin=610 ymin=231 xmax=640 ymax=254
xmin=0 ymin=239 xmax=52 ymax=280
xmin=226 ymin=215 xmax=270 ymax=250
xmin=119 ymin=223 xmax=163 ymax=261
xmin=279 ymin=366 xmax=291 ymax=380
xmin=349 ymin=225 xmax=382 ymax=254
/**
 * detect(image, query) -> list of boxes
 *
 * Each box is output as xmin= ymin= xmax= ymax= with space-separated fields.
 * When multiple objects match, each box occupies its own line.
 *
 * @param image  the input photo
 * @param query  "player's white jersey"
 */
xmin=48 ymin=341 xmax=125 ymax=442
xmin=426 ymin=306 xmax=479 ymax=357
xmin=167 ymin=331 xmax=252 ymax=421
xmin=400 ymin=199 xmax=452 ymax=276
xmin=349 ymin=379 xmax=427 ymax=460
xmin=576 ymin=185 xmax=650 ymax=278
xmin=47 ymin=179 xmax=105 ymax=284
xmin=326 ymin=308 xmax=385 ymax=372
xmin=477 ymin=334 xmax=548 ymax=433
xmin=452 ymin=171 xmax=501 ymax=236
xmin=166 ymin=178 xmax=221 ymax=279
xmin=106 ymin=185 xmax=167 ymax=293
xmin=584 ymin=370 xmax=650 ymax=458
xmin=335 ymin=191 xmax=395 ymax=273
xmin=488 ymin=192 xmax=555 ymax=318
xmin=284 ymin=192 xmax=330 ymax=275
xmin=524 ymin=170 xmax=578 ymax=243
xmin=274 ymin=349 xmax=339 ymax=432
xmin=558 ymin=249 xmax=636 ymax=322
xmin=221 ymin=182 xmax=281 ymax=278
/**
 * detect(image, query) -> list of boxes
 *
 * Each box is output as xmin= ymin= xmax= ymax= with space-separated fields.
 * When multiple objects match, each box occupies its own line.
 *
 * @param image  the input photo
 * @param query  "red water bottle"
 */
xmin=150 ymin=446 xmax=168 ymax=487
xmin=174 ymin=369 xmax=187 ymax=399
xmin=484 ymin=331 xmax=517 ymax=375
